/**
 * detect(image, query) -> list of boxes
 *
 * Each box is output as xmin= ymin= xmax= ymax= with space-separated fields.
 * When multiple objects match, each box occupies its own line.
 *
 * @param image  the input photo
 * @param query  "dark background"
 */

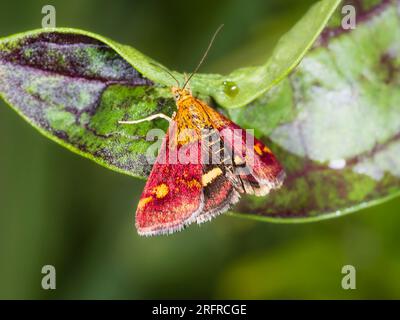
xmin=0 ymin=0 xmax=399 ymax=299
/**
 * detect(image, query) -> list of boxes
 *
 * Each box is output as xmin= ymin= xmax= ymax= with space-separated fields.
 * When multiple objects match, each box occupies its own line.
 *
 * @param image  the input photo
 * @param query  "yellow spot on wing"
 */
xmin=254 ymin=144 xmax=263 ymax=156
xmin=202 ymin=167 xmax=223 ymax=186
xmin=153 ymin=183 xmax=169 ymax=199
xmin=234 ymin=155 xmax=245 ymax=165
xmin=263 ymin=146 xmax=272 ymax=154
xmin=187 ymin=179 xmax=202 ymax=189
xmin=138 ymin=196 xmax=152 ymax=209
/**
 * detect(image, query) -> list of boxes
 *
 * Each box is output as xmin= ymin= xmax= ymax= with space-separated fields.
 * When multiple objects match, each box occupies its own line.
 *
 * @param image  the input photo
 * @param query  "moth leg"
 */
xmin=119 ymin=113 xmax=172 ymax=125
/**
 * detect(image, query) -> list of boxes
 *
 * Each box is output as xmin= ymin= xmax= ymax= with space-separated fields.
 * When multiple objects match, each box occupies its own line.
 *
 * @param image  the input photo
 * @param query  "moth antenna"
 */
xmin=150 ymin=62 xmax=180 ymax=87
xmin=182 ymin=24 xmax=224 ymax=90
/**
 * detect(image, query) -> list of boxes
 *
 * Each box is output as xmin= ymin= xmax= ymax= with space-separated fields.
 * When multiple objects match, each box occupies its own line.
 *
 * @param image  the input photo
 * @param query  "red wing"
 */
xmin=197 ymin=163 xmax=240 ymax=224
xmin=136 ymin=99 xmax=285 ymax=233
xmin=203 ymin=103 xmax=285 ymax=196
xmin=135 ymin=124 xmax=204 ymax=236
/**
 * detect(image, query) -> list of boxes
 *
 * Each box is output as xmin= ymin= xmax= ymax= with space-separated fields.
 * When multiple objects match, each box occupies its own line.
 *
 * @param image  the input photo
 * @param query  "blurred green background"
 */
xmin=1 ymin=0 xmax=400 ymax=299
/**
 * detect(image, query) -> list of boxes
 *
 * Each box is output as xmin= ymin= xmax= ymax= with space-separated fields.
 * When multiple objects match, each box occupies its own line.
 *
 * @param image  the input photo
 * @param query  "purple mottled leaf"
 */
xmin=0 ymin=31 xmax=174 ymax=177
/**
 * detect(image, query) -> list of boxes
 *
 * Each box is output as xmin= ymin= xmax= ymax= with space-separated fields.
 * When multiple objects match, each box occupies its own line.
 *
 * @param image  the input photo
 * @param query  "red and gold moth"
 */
xmin=120 ymin=26 xmax=285 ymax=236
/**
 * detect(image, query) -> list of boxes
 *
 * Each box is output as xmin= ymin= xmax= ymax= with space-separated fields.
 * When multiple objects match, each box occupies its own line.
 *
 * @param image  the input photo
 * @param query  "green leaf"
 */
xmin=0 ymin=0 xmax=399 ymax=222
xmin=0 ymin=0 xmax=339 ymax=178
xmin=227 ymin=0 xmax=400 ymax=221
xmin=0 ymin=31 xmax=179 ymax=178
xmin=196 ymin=0 xmax=341 ymax=108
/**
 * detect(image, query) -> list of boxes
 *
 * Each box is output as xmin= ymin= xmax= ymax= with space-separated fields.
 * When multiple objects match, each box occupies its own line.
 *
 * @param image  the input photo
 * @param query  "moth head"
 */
xmin=171 ymin=87 xmax=190 ymax=102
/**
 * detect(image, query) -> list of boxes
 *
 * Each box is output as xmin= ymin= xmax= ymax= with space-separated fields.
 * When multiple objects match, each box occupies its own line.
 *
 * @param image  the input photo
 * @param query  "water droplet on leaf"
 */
xmin=223 ymin=81 xmax=239 ymax=98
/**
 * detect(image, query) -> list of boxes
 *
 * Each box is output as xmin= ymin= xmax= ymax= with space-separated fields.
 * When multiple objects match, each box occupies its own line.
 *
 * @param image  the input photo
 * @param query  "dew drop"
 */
xmin=328 ymin=159 xmax=346 ymax=170
xmin=223 ymin=81 xmax=239 ymax=98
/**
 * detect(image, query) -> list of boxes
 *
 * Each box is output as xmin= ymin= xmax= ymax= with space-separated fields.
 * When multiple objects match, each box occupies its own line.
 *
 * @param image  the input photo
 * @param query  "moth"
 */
xmin=120 ymin=26 xmax=285 ymax=236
